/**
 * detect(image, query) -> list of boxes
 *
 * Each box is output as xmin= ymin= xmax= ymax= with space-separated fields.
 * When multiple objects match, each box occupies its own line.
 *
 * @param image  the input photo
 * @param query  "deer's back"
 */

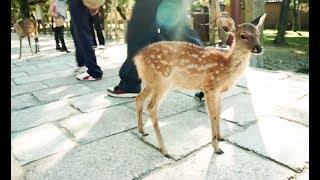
xmin=14 ymin=19 xmax=37 ymax=38
xmin=135 ymin=41 xmax=232 ymax=90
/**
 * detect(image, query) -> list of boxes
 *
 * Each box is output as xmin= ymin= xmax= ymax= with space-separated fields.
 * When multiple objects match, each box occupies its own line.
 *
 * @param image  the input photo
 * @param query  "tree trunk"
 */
xmin=274 ymin=0 xmax=291 ymax=45
xmin=292 ymin=0 xmax=298 ymax=31
xmin=297 ymin=0 xmax=301 ymax=31
xmin=18 ymin=0 xmax=31 ymax=19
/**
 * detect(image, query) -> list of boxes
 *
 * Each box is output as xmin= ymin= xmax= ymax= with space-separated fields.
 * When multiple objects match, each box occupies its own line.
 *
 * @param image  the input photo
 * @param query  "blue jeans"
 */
xmin=69 ymin=0 xmax=103 ymax=78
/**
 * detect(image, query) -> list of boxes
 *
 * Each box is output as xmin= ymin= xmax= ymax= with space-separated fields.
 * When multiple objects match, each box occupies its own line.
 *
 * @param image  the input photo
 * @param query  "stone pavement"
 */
xmin=11 ymin=33 xmax=309 ymax=180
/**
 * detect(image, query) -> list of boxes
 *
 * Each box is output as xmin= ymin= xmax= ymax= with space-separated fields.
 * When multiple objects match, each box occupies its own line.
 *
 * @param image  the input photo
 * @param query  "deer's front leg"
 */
xmin=204 ymin=91 xmax=224 ymax=154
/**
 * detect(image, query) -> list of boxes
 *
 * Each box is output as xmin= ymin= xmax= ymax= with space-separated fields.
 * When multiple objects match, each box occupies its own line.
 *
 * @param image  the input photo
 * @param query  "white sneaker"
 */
xmin=98 ymin=45 xmax=105 ymax=49
xmin=74 ymin=66 xmax=87 ymax=75
xmin=76 ymin=72 xmax=102 ymax=81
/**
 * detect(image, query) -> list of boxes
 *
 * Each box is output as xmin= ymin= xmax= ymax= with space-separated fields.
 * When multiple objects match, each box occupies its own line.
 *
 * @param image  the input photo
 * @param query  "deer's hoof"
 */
xmin=218 ymin=136 xmax=226 ymax=141
xmin=215 ymin=149 xmax=224 ymax=155
xmin=139 ymin=130 xmax=148 ymax=136
xmin=163 ymin=153 xmax=170 ymax=158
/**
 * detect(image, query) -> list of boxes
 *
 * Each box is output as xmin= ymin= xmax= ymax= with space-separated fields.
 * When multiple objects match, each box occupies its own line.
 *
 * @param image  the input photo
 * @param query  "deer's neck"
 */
xmin=228 ymin=41 xmax=251 ymax=68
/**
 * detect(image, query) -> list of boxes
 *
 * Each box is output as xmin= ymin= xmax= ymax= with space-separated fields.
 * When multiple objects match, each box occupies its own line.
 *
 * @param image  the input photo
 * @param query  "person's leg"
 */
xmin=70 ymin=21 xmax=85 ymax=67
xmin=53 ymin=27 xmax=61 ymax=50
xmin=113 ymin=0 xmax=162 ymax=94
xmin=89 ymin=15 xmax=98 ymax=47
xmin=59 ymin=26 xmax=70 ymax=52
xmin=69 ymin=0 xmax=103 ymax=79
xmin=93 ymin=13 xmax=105 ymax=46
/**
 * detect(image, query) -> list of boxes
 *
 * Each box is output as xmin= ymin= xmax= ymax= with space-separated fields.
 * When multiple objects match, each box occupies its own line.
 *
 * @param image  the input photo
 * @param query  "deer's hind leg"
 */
xmin=19 ymin=37 xmax=22 ymax=59
xmin=204 ymin=90 xmax=224 ymax=154
xmin=27 ymin=35 xmax=33 ymax=55
xmin=147 ymin=81 xmax=171 ymax=157
xmin=136 ymin=84 xmax=152 ymax=136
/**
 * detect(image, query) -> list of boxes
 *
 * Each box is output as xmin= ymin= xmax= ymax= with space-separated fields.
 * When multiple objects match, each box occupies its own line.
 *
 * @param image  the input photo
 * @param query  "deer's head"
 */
xmin=234 ymin=13 xmax=266 ymax=54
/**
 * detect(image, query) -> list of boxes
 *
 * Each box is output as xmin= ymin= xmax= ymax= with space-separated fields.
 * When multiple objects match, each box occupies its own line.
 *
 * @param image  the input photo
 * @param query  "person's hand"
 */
xmin=89 ymin=8 xmax=99 ymax=16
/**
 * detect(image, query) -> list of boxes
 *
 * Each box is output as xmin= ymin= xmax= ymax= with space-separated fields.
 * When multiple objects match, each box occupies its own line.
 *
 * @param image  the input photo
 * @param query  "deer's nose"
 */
xmin=251 ymin=45 xmax=262 ymax=54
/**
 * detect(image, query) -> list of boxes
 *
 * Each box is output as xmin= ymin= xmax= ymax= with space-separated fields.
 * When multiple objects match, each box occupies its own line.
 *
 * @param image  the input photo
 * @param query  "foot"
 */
xmin=74 ymin=66 xmax=88 ymax=75
xmin=195 ymin=91 xmax=204 ymax=100
xmin=106 ymin=86 xmax=139 ymax=98
xmin=76 ymin=72 xmax=101 ymax=81
xmin=60 ymin=47 xmax=70 ymax=53
xmin=98 ymin=45 xmax=105 ymax=49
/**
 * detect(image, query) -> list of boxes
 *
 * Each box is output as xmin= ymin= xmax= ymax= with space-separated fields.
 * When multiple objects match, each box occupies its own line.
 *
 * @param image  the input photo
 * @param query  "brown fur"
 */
xmin=14 ymin=18 xmax=39 ymax=59
xmin=134 ymin=15 xmax=266 ymax=156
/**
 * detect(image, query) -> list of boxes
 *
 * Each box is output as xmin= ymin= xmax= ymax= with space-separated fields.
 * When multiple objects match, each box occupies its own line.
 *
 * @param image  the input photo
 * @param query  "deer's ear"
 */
xmin=251 ymin=13 xmax=267 ymax=31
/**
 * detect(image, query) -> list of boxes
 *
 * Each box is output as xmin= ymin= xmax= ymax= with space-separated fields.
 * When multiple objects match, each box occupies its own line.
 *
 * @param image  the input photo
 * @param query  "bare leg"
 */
xmin=136 ymin=85 xmax=152 ymax=136
xmin=204 ymin=91 xmax=224 ymax=154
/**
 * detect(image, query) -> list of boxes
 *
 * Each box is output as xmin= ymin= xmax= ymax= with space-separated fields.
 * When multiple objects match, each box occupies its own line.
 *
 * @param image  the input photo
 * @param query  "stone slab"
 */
xmin=227 ymin=116 xmax=309 ymax=172
xmin=297 ymin=168 xmax=309 ymax=180
xmin=11 ymin=65 xmax=38 ymax=74
xmin=83 ymin=76 xmax=121 ymax=92
xmin=32 ymin=84 xmax=94 ymax=103
xmin=11 ymin=82 xmax=48 ymax=96
xmin=11 ymin=124 xmax=76 ymax=165
xmin=69 ymin=91 xmax=134 ymax=113
xmin=11 ymin=93 xmax=39 ymax=110
xmin=42 ymin=75 xmax=82 ymax=88
xmin=54 ymin=69 xmax=75 ymax=77
xmin=102 ymin=68 xmax=120 ymax=78
xmin=178 ymin=86 xmax=246 ymax=100
xmin=144 ymin=142 xmax=294 ymax=180
xmin=11 ymin=151 xmax=25 ymax=180
xmin=127 ymin=92 xmax=200 ymax=119
xmin=273 ymin=95 xmax=309 ymax=126
xmin=198 ymin=93 xmax=265 ymax=126
xmin=60 ymin=106 xmax=139 ymax=144
xmin=26 ymin=63 xmax=72 ymax=75
xmin=278 ymin=75 xmax=309 ymax=94
xmin=24 ymin=133 xmax=172 ymax=180
xmin=11 ymin=72 xmax=28 ymax=79
xmin=236 ymin=68 xmax=291 ymax=88
xmin=247 ymin=81 xmax=308 ymax=109
xmin=14 ymin=73 xmax=57 ymax=85
xmin=132 ymin=110 xmax=242 ymax=160
xmin=11 ymin=100 xmax=78 ymax=132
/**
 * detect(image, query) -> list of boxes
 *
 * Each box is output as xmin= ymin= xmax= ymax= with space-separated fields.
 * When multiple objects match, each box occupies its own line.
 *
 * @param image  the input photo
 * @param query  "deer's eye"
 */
xmin=240 ymin=34 xmax=247 ymax=39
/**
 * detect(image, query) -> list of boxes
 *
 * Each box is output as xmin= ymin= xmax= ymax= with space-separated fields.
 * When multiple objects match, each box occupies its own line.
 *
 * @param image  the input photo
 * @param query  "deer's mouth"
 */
xmin=251 ymin=45 xmax=263 ymax=54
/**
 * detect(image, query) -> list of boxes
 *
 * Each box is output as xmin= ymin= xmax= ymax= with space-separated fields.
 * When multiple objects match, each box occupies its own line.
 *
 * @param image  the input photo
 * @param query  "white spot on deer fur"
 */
xmin=187 ymin=64 xmax=197 ymax=69
xmin=161 ymin=60 xmax=168 ymax=65
xmin=211 ymin=76 xmax=215 ymax=80
xmin=156 ymin=66 xmax=160 ymax=69
xmin=205 ymin=64 xmax=214 ymax=69
xmin=215 ymin=70 xmax=219 ymax=74
xmin=157 ymin=55 xmax=162 ymax=59
xmin=213 ymin=63 xmax=218 ymax=66
xmin=181 ymin=51 xmax=185 ymax=55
